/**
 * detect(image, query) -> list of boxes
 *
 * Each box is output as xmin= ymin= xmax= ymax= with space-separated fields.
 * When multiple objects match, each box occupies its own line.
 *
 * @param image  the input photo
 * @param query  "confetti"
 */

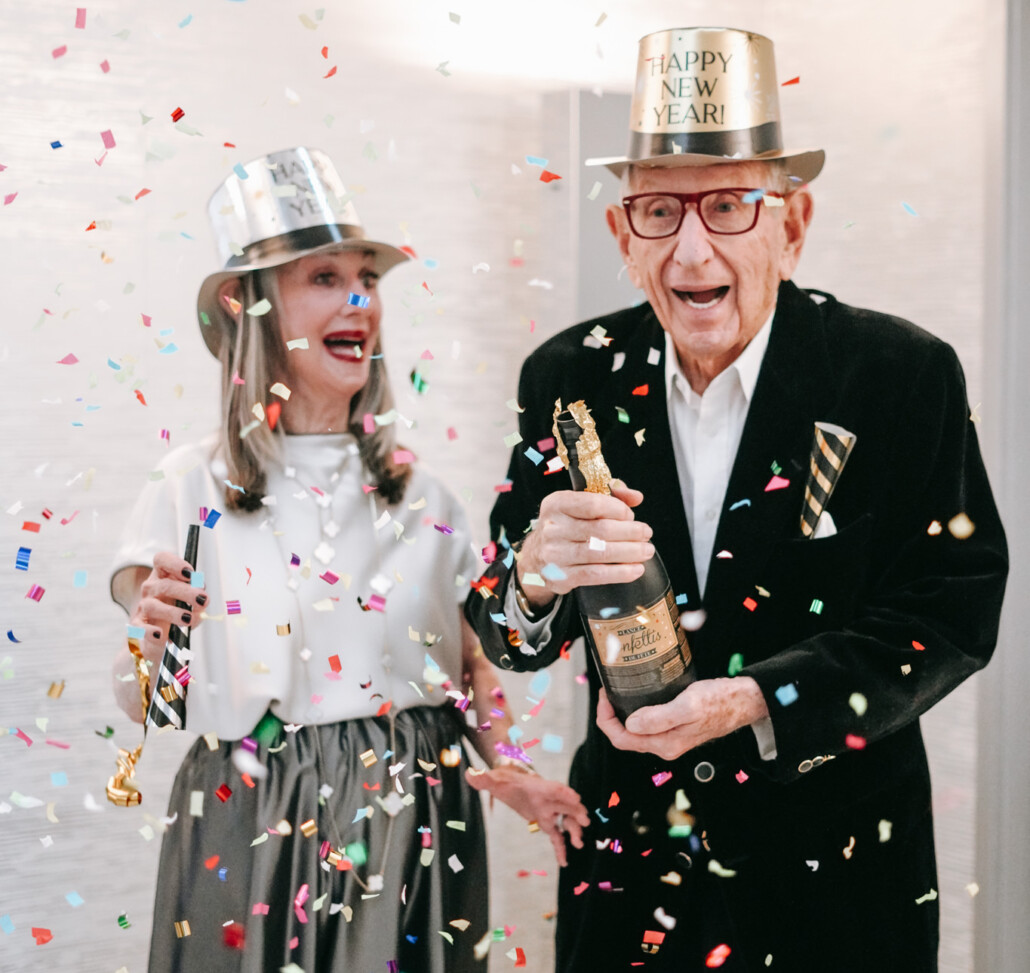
xmin=878 ymin=819 xmax=892 ymax=843
xmin=947 ymin=513 xmax=975 ymax=539
xmin=75 ymin=7 xmax=87 ymax=28
xmin=902 ymin=202 xmax=918 ymax=216
xmin=848 ymin=692 xmax=867 ymax=716
xmin=781 ymin=76 xmax=800 ymax=86
xmin=774 ymin=683 xmax=798 ymax=706
xmin=764 ymin=474 xmax=790 ymax=491
xmin=915 ymin=888 xmax=938 ymax=905
xmin=706 ymin=944 xmax=732 ymax=967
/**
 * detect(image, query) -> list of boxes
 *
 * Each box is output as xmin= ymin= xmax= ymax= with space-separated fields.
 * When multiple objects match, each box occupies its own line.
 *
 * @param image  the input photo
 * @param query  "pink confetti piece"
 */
xmin=420 ymin=349 xmax=434 ymax=360
xmin=52 ymin=45 xmax=67 ymax=58
xmin=251 ymin=903 xmax=269 ymax=916
xmin=45 ymin=739 xmax=71 ymax=749
xmin=735 ymin=769 xmax=749 ymax=783
xmin=392 ymin=449 xmax=415 ymax=464
xmin=319 ymin=570 xmax=339 ymax=585
xmin=651 ymin=771 xmax=673 ymax=787
xmin=99 ymin=59 xmax=110 ymax=73
xmin=57 ymin=353 xmax=78 ymax=365
xmin=15 ymin=728 xmax=33 ymax=746
xmin=100 ymin=129 xmax=115 ymax=149
xmin=226 ymin=600 xmax=241 ymax=614
xmin=434 ymin=523 xmax=454 ymax=535
xmin=764 ymin=475 xmax=791 ymax=491
xmin=446 ymin=427 xmax=458 ymax=440
xmin=845 ymin=734 xmax=867 ymax=750
xmin=26 ymin=584 xmax=45 ymax=602
xmin=60 ymin=510 xmax=79 ymax=525
xmin=368 ymin=594 xmax=386 ymax=612
xmin=293 ymin=884 xmax=310 ymax=924
xmin=363 ymin=412 xmax=375 ymax=434
xmin=3 ymin=193 xmax=17 ymax=206
xmin=75 ymin=7 xmax=87 ymax=28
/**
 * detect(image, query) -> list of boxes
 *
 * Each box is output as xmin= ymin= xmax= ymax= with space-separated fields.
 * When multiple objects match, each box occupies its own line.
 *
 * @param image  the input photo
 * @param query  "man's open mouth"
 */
xmin=673 ymin=286 xmax=730 ymax=309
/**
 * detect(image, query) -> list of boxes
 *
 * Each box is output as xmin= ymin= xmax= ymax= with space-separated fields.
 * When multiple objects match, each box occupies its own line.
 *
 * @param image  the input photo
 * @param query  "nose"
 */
xmin=671 ymin=206 xmax=715 ymax=268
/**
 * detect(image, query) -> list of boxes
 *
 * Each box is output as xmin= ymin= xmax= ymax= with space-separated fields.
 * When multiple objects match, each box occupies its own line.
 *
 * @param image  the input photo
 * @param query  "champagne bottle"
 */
xmin=554 ymin=399 xmax=695 ymax=722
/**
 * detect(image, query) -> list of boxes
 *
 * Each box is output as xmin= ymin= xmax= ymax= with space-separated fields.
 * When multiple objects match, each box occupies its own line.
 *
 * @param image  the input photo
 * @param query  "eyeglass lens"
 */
xmin=628 ymin=191 xmax=763 ymax=237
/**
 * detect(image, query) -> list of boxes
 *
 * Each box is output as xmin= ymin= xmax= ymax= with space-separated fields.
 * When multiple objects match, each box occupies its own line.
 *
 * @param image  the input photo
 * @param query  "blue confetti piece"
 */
xmin=218 ymin=867 xmax=228 ymax=881
xmin=127 ymin=625 xmax=146 ymax=640
xmin=107 ymin=358 xmax=121 ymax=370
xmin=675 ymin=593 xmax=688 ymax=606
xmin=542 ymin=733 xmax=563 ymax=753
xmin=729 ymin=499 xmax=751 ymax=511
xmin=179 ymin=232 xmax=194 ymax=240
xmin=51 ymin=140 xmax=63 ymax=149
xmin=0 ymin=915 xmax=13 ymax=935
xmin=507 ymin=725 xmax=523 ymax=743
xmin=203 ymin=509 xmax=222 ymax=528
xmin=405 ymin=934 xmax=418 ymax=944
xmin=85 ymin=404 xmax=101 ymax=412
xmin=523 ymin=446 xmax=544 ymax=466
xmin=594 ymin=807 xmax=610 ymax=823
xmin=423 ymin=258 xmax=439 ymax=269
xmin=501 ymin=548 xmax=514 ymax=569
xmin=51 ymin=772 xmax=68 ymax=787
xmin=599 ymin=606 xmax=620 ymax=619
xmin=902 ymin=202 xmax=918 ymax=216
xmin=71 ymin=421 xmax=84 ymax=427
xmin=775 ymin=683 xmax=799 ymax=706
xmin=7 ymin=630 xmax=22 ymax=643
xmin=233 ymin=162 xmax=248 ymax=179
xmin=489 ymin=612 xmax=507 ymax=624
xmin=159 ymin=343 xmax=179 ymax=354
xmin=73 ymin=570 xmax=87 ymax=588
xmin=540 ymin=562 xmax=567 ymax=581
xmin=15 ymin=547 xmax=30 ymax=571
xmin=178 ymin=13 xmax=193 ymax=27
xmin=424 ymin=653 xmax=440 ymax=671
xmin=190 ymin=571 xmax=205 ymax=589
xmin=159 ymin=327 xmax=174 ymax=337
xmin=742 ymin=189 xmax=765 ymax=203
xmin=528 ymin=670 xmax=551 ymax=697
xmin=65 ymin=891 xmax=84 ymax=908
xmin=347 ymin=292 xmax=370 ymax=308
xmin=525 ymin=155 xmax=548 ymax=167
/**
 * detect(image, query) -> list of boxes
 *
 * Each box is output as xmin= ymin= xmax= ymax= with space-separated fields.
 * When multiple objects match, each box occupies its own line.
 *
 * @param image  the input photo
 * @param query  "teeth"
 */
xmin=686 ymin=294 xmax=721 ymax=309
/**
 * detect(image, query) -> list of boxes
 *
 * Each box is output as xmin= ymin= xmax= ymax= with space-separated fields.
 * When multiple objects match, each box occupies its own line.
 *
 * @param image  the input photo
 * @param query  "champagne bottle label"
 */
xmin=587 ymin=589 xmax=692 ymax=695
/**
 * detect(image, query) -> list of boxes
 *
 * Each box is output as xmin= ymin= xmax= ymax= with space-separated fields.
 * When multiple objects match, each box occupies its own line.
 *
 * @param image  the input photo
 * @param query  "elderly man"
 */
xmin=465 ymin=26 xmax=1007 ymax=973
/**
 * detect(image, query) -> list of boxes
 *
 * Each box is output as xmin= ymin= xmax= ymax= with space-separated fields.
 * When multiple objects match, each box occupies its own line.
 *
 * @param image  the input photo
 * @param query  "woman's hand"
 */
xmin=466 ymin=766 xmax=590 ymax=867
xmin=131 ymin=551 xmax=207 ymax=667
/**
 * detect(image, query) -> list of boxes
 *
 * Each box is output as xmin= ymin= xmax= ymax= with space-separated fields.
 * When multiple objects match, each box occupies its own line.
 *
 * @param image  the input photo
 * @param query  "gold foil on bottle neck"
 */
xmin=553 ymin=399 xmax=613 ymax=495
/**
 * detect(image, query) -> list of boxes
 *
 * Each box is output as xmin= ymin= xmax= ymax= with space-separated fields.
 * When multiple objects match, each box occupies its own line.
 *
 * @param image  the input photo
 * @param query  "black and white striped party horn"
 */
xmin=146 ymin=524 xmax=200 ymax=730
xmin=800 ymin=423 xmax=856 ymax=538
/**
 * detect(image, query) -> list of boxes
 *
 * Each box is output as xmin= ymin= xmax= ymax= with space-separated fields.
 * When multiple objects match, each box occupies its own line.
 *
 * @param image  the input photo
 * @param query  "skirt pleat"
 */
xmin=147 ymin=706 xmax=489 ymax=972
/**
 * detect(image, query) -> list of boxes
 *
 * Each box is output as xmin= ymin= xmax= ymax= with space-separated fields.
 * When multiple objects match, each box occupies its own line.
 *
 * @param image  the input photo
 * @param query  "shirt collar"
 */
xmin=663 ymin=305 xmax=776 ymax=405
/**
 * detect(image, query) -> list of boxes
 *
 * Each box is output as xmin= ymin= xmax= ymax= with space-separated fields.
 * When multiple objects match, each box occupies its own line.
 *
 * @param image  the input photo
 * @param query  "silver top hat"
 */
xmin=587 ymin=27 xmax=824 ymax=183
xmin=196 ymin=147 xmax=410 ymax=359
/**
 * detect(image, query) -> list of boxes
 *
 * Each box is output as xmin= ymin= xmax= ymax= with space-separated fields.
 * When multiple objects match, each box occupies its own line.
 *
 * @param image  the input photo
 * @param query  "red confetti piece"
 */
xmin=267 ymin=400 xmax=281 ymax=430
xmin=376 ymin=700 xmax=393 ymax=717
xmin=31 ymin=927 xmax=53 ymax=945
xmin=514 ymin=947 xmax=527 ymax=967
xmin=573 ymin=881 xmax=590 ymax=895
xmin=15 ymin=728 xmax=33 ymax=746
xmin=643 ymin=930 xmax=666 ymax=945
xmin=135 ymin=187 xmax=151 ymax=200
xmin=363 ymin=781 xmax=381 ymax=791
xmin=912 ymin=640 xmax=926 ymax=651
xmin=22 ymin=522 xmax=41 ymax=532
xmin=421 ymin=281 xmax=433 ymax=296
xmin=845 ymin=734 xmax=867 ymax=750
xmin=608 ymin=791 xmax=620 ymax=807
xmin=321 ymin=46 xmax=329 ymax=58
xmin=85 ymin=221 xmax=96 ymax=231
xmin=328 ymin=654 xmax=342 ymax=673
xmin=215 ymin=784 xmax=232 ymax=802
xmin=25 ymin=585 xmax=45 ymax=602
xmin=241 ymin=773 xmax=255 ymax=788
xmin=631 ymin=384 xmax=649 ymax=396
xmin=224 ymin=141 xmax=236 ymax=148
xmin=399 ymin=245 xmax=418 ymax=259
xmin=705 ymin=943 xmax=732 ymax=967
xmin=223 ymin=922 xmax=245 ymax=950
xmin=140 ymin=313 xmax=152 ymax=327
xmin=204 ymin=855 xmax=220 ymax=870
xmin=539 ymin=170 xmax=562 ymax=183
xmin=742 ymin=597 xmax=757 ymax=611
xmin=781 ymin=76 xmax=800 ymax=86
xmin=323 ymin=66 xmax=337 ymax=79
xmin=171 ymin=107 xmax=184 ymax=122
xmin=135 ymin=389 xmax=147 ymax=406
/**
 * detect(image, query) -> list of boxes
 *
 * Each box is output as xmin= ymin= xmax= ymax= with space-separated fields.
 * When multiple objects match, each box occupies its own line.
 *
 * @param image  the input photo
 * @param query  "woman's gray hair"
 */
xmin=210 ymin=263 xmax=411 ymax=511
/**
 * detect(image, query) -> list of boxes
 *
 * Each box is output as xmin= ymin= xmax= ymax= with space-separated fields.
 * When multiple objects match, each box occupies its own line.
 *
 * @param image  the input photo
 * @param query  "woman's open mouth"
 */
xmin=324 ymin=331 xmax=367 ymax=360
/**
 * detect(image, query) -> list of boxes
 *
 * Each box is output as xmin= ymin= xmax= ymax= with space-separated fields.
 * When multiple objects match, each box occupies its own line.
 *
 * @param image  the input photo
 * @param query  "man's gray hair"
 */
xmin=619 ymin=159 xmax=792 ymax=197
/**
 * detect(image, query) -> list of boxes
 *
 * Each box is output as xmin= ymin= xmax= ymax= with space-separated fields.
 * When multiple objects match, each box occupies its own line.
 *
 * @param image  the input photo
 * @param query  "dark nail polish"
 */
xmin=195 ymin=594 xmax=207 ymax=607
xmin=181 ymin=612 xmax=192 ymax=624
xmin=181 ymin=567 xmax=192 ymax=579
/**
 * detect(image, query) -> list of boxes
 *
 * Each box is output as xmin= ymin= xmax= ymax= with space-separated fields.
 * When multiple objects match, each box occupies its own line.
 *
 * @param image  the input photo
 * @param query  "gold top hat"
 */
xmin=587 ymin=27 xmax=824 ymax=183
xmin=196 ymin=147 xmax=410 ymax=359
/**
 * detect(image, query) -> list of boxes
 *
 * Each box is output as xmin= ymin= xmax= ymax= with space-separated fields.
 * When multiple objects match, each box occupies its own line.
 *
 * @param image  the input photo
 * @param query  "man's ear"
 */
xmin=778 ymin=187 xmax=814 ymax=281
xmin=606 ymin=204 xmax=642 ymax=289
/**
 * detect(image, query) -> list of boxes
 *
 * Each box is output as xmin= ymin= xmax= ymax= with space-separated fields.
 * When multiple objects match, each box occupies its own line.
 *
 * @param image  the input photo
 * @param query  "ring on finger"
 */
xmin=555 ymin=813 xmax=565 ymax=831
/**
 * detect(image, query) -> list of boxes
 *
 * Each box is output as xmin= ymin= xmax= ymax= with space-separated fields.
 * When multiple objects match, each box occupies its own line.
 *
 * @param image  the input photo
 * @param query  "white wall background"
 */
xmin=0 ymin=1 xmax=996 ymax=971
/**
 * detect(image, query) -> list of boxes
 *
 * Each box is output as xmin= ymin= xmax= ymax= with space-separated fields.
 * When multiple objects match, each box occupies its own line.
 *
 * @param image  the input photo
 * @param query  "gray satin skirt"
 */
xmin=147 ymin=706 xmax=488 ymax=972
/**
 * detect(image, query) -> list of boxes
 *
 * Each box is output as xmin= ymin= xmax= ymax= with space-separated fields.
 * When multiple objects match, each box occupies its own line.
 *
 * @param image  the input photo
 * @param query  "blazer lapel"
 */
xmin=699 ymin=283 xmax=834 ymax=655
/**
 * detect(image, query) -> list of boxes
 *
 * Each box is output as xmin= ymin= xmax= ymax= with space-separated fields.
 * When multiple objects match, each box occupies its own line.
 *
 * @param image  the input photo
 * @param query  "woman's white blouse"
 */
xmin=111 ymin=433 xmax=481 ymax=741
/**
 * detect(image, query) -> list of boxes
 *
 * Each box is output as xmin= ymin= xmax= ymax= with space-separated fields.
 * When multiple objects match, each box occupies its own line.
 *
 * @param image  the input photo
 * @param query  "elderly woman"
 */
xmin=109 ymin=147 xmax=588 ymax=973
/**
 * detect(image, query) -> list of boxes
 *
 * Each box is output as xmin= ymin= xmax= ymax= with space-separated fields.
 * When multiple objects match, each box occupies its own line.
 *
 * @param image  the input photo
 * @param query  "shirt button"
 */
xmin=706 ymin=509 xmax=717 ymax=522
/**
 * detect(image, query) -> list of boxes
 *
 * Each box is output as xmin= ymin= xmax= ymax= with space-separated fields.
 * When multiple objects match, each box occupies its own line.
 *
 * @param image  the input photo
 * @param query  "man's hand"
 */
xmin=516 ymin=480 xmax=654 ymax=611
xmin=596 ymin=678 xmax=770 ymax=761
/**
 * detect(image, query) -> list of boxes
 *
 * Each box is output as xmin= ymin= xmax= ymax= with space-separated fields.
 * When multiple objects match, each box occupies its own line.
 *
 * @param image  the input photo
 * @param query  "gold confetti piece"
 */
xmin=276 ymin=623 xmax=292 ymax=636
xmin=450 ymin=918 xmax=470 ymax=931
xmin=139 ymin=824 xmax=155 ymax=841
xmin=250 ymin=662 xmax=271 ymax=674
xmin=250 ymin=833 xmax=269 ymax=846
xmin=274 ymin=819 xmax=293 ymax=835
xmin=707 ymin=860 xmax=737 ymax=878
xmin=408 ymin=497 xmax=427 ymax=510
xmin=634 ymin=428 xmax=646 ymax=446
xmin=312 ymin=893 xmax=327 ymax=912
xmin=46 ymin=802 xmax=59 ymax=823
xmin=440 ymin=745 xmax=462 ymax=768
xmin=915 ymin=888 xmax=938 ymax=905
xmin=843 ymin=836 xmax=855 ymax=859
xmin=474 ymin=931 xmax=492 ymax=959
xmin=659 ymin=871 xmax=682 ymax=886
xmin=966 ymin=882 xmax=980 ymax=897
xmin=360 ymin=749 xmax=378 ymax=768
xmin=269 ymin=382 xmax=291 ymax=400
xmin=203 ymin=732 xmax=220 ymax=751
xmin=286 ymin=338 xmax=309 ymax=351
xmin=901 ymin=664 xmax=912 ymax=675
xmin=878 ymin=819 xmax=892 ymax=843
xmin=438 ymin=930 xmax=454 ymax=944
xmin=970 ymin=402 xmax=982 ymax=423
xmin=420 ymin=848 xmax=436 ymax=866
xmin=408 ymin=626 xmax=421 ymax=642
xmin=927 ymin=520 xmax=942 ymax=535
xmin=947 ymin=513 xmax=975 ymax=539
xmin=246 ymin=298 xmax=272 ymax=317
xmin=300 ymin=819 xmax=317 ymax=838
xmin=174 ymin=920 xmax=191 ymax=937
xmin=527 ymin=820 xmax=540 ymax=833
xmin=47 ymin=680 xmax=65 ymax=698
xmin=848 ymin=693 xmax=867 ymax=716
xmin=417 ymin=759 xmax=437 ymax=772
xmin=675 ymin=789 xmax=691 ymax=811
xmin=251 ymin=402 xmax=265 ymax=421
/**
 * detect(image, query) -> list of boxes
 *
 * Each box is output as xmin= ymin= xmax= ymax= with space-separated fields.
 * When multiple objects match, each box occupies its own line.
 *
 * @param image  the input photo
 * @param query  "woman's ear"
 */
xmin=217 ymin=277 xmax=244 ymax=315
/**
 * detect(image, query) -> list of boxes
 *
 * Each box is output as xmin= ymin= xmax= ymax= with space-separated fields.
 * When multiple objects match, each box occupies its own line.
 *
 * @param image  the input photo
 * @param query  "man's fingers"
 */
xmin=624 ymin=695 xmax=695 ymax=735
xmin=610 ymin=480 xmax=645 ymax=508
xmin=540 ymin=489 xmax=639 ymax=523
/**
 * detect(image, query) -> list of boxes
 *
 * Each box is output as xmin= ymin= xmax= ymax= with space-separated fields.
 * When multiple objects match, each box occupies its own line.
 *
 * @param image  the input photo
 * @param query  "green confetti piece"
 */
xmin=727 ymin=652 xmax=744 ymax=676
xmin=616 ymin=406 xmax=630 ymax=423
xmin=809 ymin=598 xmax=824 ymax=614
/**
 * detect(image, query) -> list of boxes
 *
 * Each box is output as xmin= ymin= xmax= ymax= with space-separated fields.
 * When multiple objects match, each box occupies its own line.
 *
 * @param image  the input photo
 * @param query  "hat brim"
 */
xmin=586 ymin=147 xmax=825 ymax=186
xmin=196 ymin=238 xmax=411 ymax=359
